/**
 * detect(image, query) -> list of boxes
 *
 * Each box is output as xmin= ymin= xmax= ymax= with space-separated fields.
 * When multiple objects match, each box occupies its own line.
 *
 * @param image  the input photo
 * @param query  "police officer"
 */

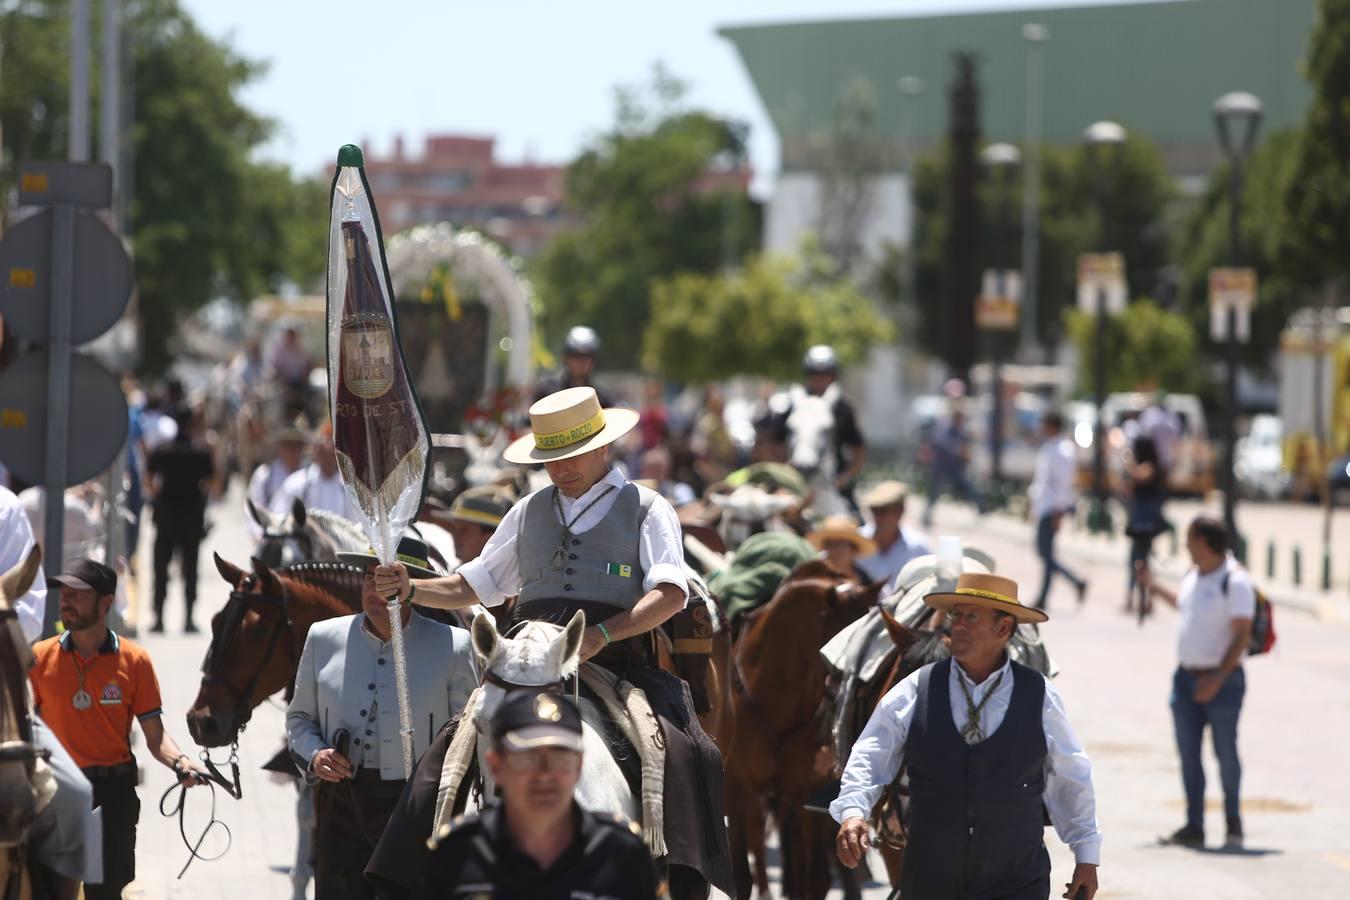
xmin=286 ymin=533 xmax=477 ymax=900
xmin=533 ymin=326 xmax=616 ymax=408
xmin=146 ymin=408 xmax=216 ymax=633
xmin=417 ymin=688 xmax=665 ymax=900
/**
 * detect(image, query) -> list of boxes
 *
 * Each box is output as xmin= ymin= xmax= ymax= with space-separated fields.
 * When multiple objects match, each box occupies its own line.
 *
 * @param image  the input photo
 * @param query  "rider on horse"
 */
xmin=375 ymin=386 xmax=732 ymax=895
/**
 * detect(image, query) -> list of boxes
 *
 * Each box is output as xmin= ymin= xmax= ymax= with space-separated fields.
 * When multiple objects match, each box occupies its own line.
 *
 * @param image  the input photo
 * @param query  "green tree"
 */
xmin=0 ymin=0 xmax=327 ymax=373
xmin=532 ymin=65 xmax=758 ymax=370
xmin=641 ymin=247 xmax=892 ymax=383
xmin=874 ymin=134 xmax=1176 ymax=359
xmin=1066 ymin=299 xmax=1201 ymax=396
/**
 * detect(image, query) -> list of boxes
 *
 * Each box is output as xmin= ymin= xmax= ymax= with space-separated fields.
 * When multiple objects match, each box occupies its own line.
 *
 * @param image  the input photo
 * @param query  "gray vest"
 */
xmin=517 ymin=482 xmax=656 ymax=609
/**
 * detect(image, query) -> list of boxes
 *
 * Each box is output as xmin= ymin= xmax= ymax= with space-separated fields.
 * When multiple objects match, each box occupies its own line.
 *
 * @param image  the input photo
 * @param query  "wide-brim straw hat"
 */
xmin=861 ymin=480 xmax=908 ymax=509
xmin=807 ymin=515 xmax=877 ymax=556
xmin=924 ymin=572 xmax=1048 ymax=624
xmin=503 ymin=387 xmax=639 ymax=465
xmin=337 ymin=532 xmax=440 ymax=580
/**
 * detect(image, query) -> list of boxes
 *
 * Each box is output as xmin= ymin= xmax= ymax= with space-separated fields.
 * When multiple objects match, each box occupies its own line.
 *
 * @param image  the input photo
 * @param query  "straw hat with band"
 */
xmin=337 ymin=532 xmax=440 ymax=580
xmin=503 ymin=387 xmax=639 ymax=465
xmin=807 ymin=515 xmax=877 ymax=556
xmin=923 ymin=572 xmax=1049 ymax=624
xmin=447 ymin=486 xmax=514 ymax=529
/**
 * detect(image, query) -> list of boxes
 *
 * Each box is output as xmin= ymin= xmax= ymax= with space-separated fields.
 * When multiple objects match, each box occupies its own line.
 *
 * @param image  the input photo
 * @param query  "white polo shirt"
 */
xmin=1176 ymin=555 xmax=1256 ymax=668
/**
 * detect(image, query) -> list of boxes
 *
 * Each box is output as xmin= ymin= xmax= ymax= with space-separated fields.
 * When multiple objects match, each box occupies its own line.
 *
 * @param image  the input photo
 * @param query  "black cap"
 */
xmin=51 ymin=558 xmax=117 ymax=597
xmin=491 ymin=688 xmax=584 ymax=753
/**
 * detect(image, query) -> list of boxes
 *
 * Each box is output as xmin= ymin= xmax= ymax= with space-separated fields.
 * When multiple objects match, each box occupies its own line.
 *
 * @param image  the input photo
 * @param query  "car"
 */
xmin=1235 ymin=414 xmax=1290 ymax=500
xmin=1330 ymin=452 xmax=1350 ymax=502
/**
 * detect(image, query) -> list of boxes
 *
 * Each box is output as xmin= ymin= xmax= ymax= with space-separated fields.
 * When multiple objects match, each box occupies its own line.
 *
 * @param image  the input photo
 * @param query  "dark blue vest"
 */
xmin=901 ymin=657 xmax=1051 ymax=900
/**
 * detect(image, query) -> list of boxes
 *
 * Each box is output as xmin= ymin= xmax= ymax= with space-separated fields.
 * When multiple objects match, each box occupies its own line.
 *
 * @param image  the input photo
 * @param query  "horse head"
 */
xmin=469 ymin=611 xmax=585 ymax=732
xmin=251 ymin=497 xmax=322 ymax=569
xmin=784 ymin=390 xmax=836 ymax=481
xmin=708 ymin=485 xmax=799 ymax=552
xmin=0 ymin=545 xmax=44 ymax=846
xmin=187 ymin=554 xmax=300 ymax=747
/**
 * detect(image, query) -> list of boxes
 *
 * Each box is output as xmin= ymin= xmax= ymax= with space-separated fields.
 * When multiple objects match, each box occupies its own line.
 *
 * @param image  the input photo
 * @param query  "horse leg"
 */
xmin=726 ymin=768 xmax=761 ymax=900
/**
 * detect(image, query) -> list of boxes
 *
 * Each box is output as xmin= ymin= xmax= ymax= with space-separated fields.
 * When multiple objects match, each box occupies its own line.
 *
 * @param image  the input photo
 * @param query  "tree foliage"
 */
xmin=1066 ymin=299 xmax=1201 ymax=396
xmin=0 ymin=0 xmax=327 ymax=373
xmin=641 ymin=246 xmax=892 ymax=383
xmin=874 ymin=134 xmax=1177 ymax=359
xmin=531 ymin=66 xmax=758 ymax=370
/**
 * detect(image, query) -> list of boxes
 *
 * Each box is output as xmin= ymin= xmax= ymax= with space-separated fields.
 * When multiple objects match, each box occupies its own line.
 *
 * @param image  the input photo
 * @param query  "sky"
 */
xmin=179 ymin=0 xmax=1156 ymax=197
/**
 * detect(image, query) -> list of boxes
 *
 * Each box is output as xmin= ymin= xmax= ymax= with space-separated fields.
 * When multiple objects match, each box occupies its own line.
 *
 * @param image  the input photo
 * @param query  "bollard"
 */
xmin=1292 ymin=546 xmax=1302 ymax=587
xmin=1323 ymin=551 xmax=1332 ymax=592
xmin=1266 ymin=541 xmax=1275 ymax=580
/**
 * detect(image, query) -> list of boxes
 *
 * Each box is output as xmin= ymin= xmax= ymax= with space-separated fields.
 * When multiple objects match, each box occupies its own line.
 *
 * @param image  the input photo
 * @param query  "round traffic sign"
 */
xmin=0 ymin=209 xmax=134 ymax=344
xmin=0 ymin=350 xmax=128 ymax=486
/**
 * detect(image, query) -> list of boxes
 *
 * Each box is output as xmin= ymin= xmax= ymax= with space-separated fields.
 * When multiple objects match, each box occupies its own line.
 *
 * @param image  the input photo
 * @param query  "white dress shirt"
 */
xmin=459 ymin=467 xmax=688 ymax=608
xmin=1176 ymin=555 xmax=1255 ymax=668
xmin=270 ymin=464 xmax=356 ymax=521
xmin=246 ymin=460 xmax=301 ymax=539
xmin=0 ymin=486 xmax=47 ymax=641
xmin=830 ymin=655 xmax=1102 ymax=866
xmin=1029 ymin=435 xmax=1078 ymax=520
xmin=857 ymin=525 xmax=932 ymax=585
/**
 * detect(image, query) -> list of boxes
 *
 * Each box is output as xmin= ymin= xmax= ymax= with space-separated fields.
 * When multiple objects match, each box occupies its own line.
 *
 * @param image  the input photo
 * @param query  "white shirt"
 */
xmin=459 ymin=467 xmax=688 ymax=608
xmin=857 ymin=525 xmax=931 ymax=585
xmin=0 ymin=486 xmax=47 ymax=641
xmin=1176 ymin=555 xmax=1255 ymax=668
xmin=270 ymin=464 xmax=356 ymax=521
xmin=830 ymin=656 xmax=1102 ymax=866
xmin=247 ymin=460 xmax=302 ymax=538
xmin=1030 ymin=435 xmax=1078 ymax=520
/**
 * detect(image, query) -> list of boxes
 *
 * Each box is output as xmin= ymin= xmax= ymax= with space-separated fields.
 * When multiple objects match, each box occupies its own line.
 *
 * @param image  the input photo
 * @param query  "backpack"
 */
xmin=1221 ymin=571 xmax=1276 ymax=656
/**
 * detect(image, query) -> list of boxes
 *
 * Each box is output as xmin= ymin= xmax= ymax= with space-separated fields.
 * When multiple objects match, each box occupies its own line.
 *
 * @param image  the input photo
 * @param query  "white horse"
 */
xmin=467 ymin=612 xmax=637 ymax=819
xmin=783 ymin=385 xmax=851 ymax=518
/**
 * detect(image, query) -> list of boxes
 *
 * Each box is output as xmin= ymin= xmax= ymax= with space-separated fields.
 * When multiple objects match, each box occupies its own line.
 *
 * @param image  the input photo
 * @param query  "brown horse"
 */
xmin=725 ymin=560 xmax=884 ymax=900
xmin=186 ymin=554 xmax=361 ymax=747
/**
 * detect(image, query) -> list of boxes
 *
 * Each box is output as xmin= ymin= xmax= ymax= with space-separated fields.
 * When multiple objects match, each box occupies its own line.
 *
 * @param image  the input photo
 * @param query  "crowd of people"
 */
xmin=0 ymin=322 xmax=1264 ymax=900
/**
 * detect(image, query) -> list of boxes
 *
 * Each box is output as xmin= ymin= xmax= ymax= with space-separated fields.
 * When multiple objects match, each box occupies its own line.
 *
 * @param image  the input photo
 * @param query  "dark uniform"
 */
xmin=146 ymin=418 xmax=214 ymax=631
xmin=417 ymin=806 xmax=666 ymax=900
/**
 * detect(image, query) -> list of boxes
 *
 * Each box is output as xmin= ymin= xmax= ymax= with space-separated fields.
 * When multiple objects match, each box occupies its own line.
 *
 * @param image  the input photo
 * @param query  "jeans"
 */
xmin=1171 ymin=667 xmax=1245 ymax=829
xmin=1035 ymin=513 xmax=1083 ymax=609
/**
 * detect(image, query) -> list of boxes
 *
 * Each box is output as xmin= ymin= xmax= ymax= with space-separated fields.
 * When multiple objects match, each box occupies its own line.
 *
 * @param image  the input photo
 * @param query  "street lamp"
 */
xmin=898 ymin=76 xmax=924 ymax=311
xmin=1083 ymin=120 xmax=1127 ymax=534
xmin=981 ymin=142 xmax=1021 ymax=489
xmin=1213 ymin=91 xmax=1263 ymax=555
xmin=1020 ymin=23 xmax=1049 ymax=362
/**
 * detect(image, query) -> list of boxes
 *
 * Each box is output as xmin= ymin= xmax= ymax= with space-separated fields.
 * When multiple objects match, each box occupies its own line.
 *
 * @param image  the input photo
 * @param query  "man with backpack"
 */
xmin=1135 ymin=515 xmax=1265 ymax=851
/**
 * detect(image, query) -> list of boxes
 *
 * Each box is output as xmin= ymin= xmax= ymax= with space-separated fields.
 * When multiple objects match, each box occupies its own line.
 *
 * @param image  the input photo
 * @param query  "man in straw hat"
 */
xmin=808 ymin=514 xmax=876 ymax=581
xmin=856 ymin=479 xmax=931 ymax=587
xmin=831 ymin=572 xmax=1101 ymax=900
xmin=245 ymin=420 xmax=309 ymax=538
xmin=373 ymin=386 xmax=732 ymax=896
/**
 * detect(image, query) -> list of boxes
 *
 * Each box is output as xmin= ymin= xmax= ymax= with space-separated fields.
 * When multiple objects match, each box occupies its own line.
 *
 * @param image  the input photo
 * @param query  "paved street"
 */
xmin=122 ymin=487 xmax=1350 ymax=899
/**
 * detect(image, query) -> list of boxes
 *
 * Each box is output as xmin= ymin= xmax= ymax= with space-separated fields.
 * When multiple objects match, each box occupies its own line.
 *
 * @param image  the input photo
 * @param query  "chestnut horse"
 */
xmin=186 ymin=555 xmax=361 ymax=748
xmin=725 ymin=560 xmax=884 ymax=900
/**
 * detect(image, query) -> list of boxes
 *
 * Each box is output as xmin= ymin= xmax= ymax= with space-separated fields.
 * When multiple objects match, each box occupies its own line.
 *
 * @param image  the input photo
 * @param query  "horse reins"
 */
xmin=200 ymin=576 xmax=296 ymax=735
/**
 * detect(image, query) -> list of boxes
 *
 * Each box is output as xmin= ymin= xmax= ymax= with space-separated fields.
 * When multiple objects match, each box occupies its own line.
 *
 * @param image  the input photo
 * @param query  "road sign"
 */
xmin=1209 ymin=267 xmax=1256 ymax=343
xmin=17 ymin=160 xmax=113 ymax=208
xmin=0 ymin=208 xmax=133 ymax=343
xmin=1076 ymin=252 xmax=1127 ymax=315
xmin=976 ymin=269 xmax=1022 ymax=331
xmin=0 ymin=350 xmax=128 ymax=486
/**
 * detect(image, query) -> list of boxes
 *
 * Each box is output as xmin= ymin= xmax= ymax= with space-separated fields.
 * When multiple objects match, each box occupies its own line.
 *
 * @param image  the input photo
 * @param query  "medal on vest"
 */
xmin=72 ymin=689 xmax=93 ymax=710
xmin=551 ymin=546 xmax=567 ymax=571
xmin=956 ymin=669 xmax=1003 ymax=746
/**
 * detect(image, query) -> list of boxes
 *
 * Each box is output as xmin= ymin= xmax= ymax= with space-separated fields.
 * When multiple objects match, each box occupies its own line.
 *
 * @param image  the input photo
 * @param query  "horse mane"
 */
xmin=0 ymin=627 xmax=28 ymax=743
xmin=276 ymin=562 xmax=364 ymax=614
xmin=304 ymin=510 xmax=368 ymax=553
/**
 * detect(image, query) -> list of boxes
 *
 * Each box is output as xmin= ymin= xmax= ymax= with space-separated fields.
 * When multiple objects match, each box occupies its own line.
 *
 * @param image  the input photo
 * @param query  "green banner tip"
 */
xmin=337 ymin=144 xmax=365 ymax=168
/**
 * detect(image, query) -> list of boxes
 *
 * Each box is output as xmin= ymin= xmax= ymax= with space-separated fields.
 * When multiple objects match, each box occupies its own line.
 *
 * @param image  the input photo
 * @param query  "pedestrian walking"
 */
xmin=1134 ymin=515 xmax=1254 ymax=850
xmin=285 ymin=533 xmax=477 ymax=900
xmin=1029 ymin=410 xmax=1088 ymax=610
xmin=1123 ymin=428 xmax=1169 ymax=613
xmin=855 ymin=480 xmax=931 ymax=586
xmin=416 ymin=687 xmax=667 ymax=900
xmin=832 ymin=572 xmax=1101 ymax=900
xmin=923 ymin=394 xmax=985 ymax=527
xmin=27 ymin=558 xmax=209 ymax=900
xmin=146 ymin=409 xmax=216 ymax=633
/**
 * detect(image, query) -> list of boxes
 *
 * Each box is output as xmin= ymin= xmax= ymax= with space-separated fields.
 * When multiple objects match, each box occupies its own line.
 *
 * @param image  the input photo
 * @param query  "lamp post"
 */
xmin=898 ymin=76 xmax=924 ymax=311
xmin=721 ymin=118 xmax=751 ymax=273
xmin=981 ymin=142 xmax=1021 ymax=489
xmin=1083 ymin=120 xmax=1127 ymax=534
xmin=1020 ymin=23 xmax=1049 ymax=362
xmin=1213 ymin=91 xmax=1263 ymax=555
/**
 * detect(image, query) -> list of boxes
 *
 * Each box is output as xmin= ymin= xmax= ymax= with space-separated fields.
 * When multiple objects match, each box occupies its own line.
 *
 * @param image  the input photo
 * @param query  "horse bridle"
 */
xmin=0 ymin=609 xmax=47 ymax=772
xmin=200 ymin=575 xmax=295 ymax=740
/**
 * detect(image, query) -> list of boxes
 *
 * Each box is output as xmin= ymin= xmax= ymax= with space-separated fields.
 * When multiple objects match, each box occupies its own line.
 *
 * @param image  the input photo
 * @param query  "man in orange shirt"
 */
xmin=28 ymin=558 xmax=208 ymax=900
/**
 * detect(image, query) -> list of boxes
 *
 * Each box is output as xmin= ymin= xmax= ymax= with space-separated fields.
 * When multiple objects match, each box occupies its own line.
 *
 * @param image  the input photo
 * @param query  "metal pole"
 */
xmin=1020 ymin=26 xmax=1046 ymax=362
xmin=69 ymin=0 xmax=91 ymax=162
xmin=100 ymin=0 xmax=125 ymax=571
xmin=42 ymin=205 xmax=75 ymax=637
xmin=1222 ymin=158 xmax=1242 ymax=555
xmin=1092 ymin=282 xmax=1107 ymax=533
xmin=899 ymin=77 xmax=922 ymax=313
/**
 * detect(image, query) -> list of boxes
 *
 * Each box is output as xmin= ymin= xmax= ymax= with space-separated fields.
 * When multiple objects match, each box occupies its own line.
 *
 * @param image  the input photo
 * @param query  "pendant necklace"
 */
xmin=551 ymin=485 xmax=616 ymax=570
xmin=956 ymin=669 xmax=1004 ymax=745
xmin=71 ymin=653 xmax=94 ymax=710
